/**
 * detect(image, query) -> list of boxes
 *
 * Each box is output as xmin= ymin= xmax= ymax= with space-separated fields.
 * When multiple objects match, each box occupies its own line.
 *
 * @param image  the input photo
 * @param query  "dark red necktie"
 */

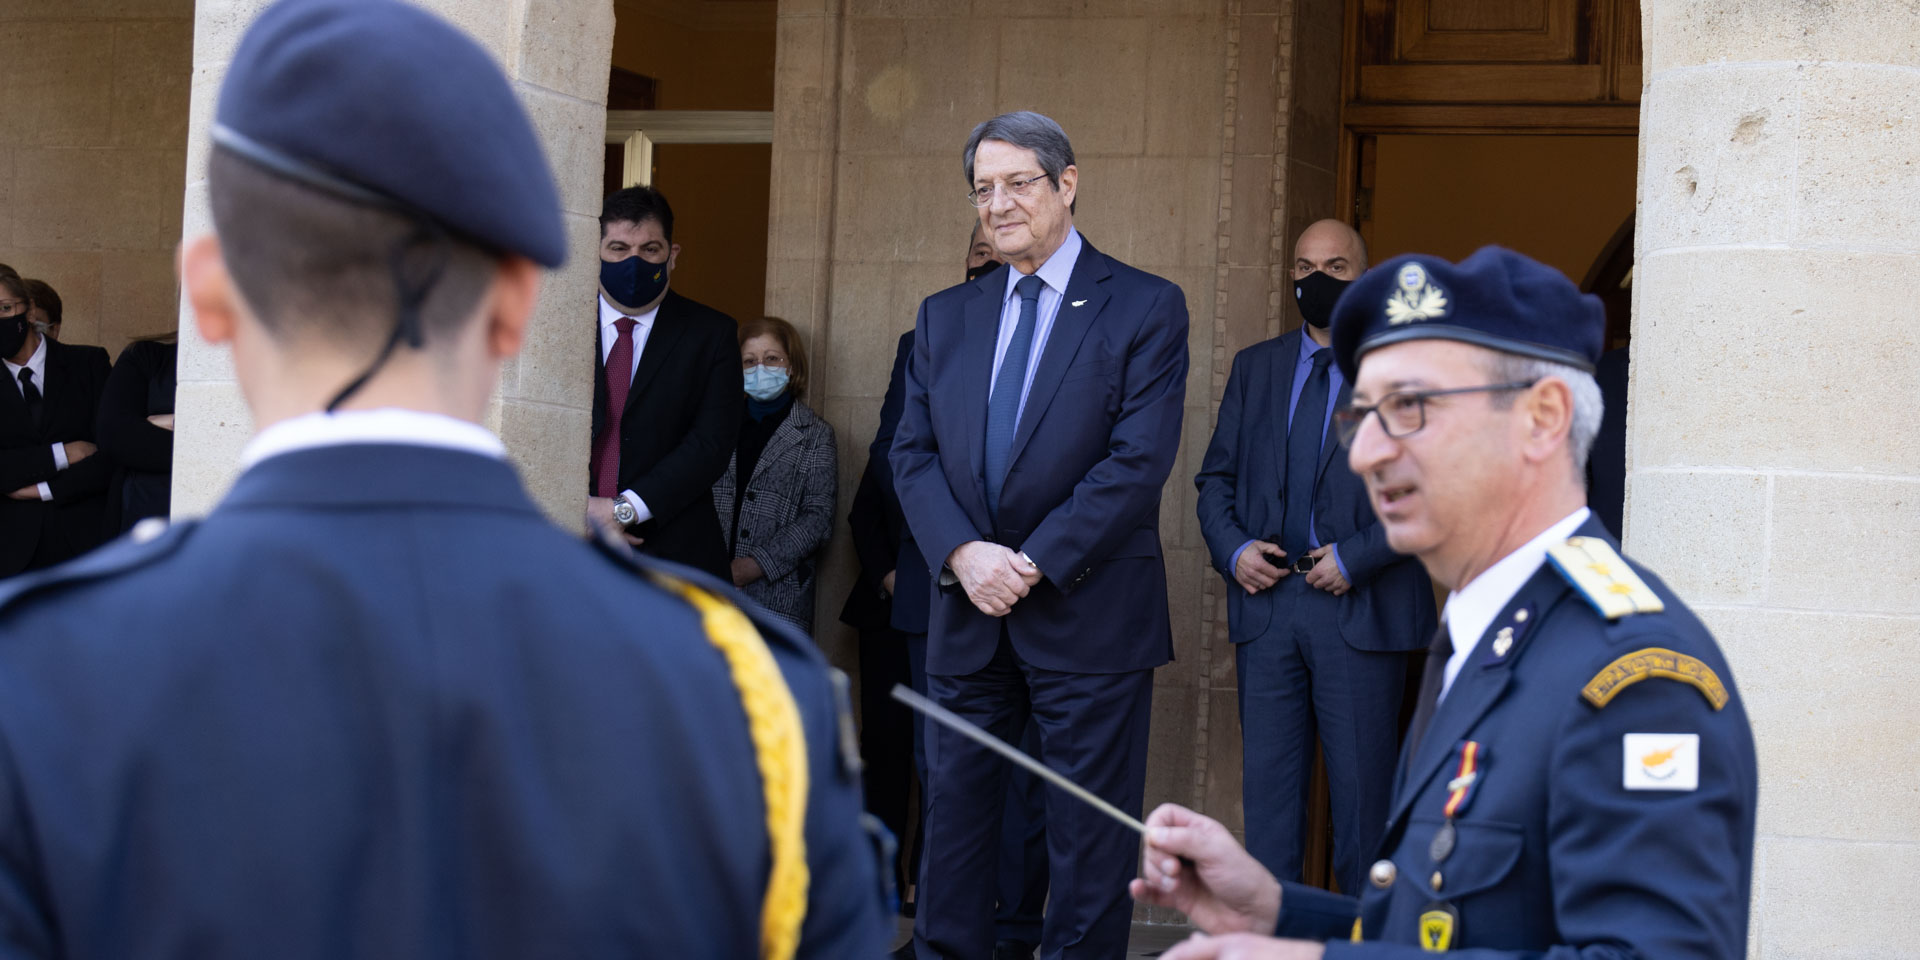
xmin=592 ymin=317 xmax=637 ymax=498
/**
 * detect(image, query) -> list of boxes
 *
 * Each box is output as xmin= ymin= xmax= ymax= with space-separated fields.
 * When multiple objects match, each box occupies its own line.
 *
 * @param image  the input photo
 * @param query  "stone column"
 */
xmin=1633 ymin=2 xmax=1920 ymax=954
xmin=172 ymin=0 xmax=614 ymax=528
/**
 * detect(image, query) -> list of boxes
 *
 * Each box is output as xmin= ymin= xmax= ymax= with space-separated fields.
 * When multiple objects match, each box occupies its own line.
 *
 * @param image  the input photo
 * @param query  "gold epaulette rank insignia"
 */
xmin=1583 ymin=647 xmax=1731 ymax=711
xmin=1545 ymin=537 xmax=1664 ymax=620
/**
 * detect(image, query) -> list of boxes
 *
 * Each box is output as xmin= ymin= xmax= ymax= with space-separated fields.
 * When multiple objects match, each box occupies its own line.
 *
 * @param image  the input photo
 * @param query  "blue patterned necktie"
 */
xmin=1281 ymin=347 xmax=1332 ymax=558
xmin=985 ymin=274 xmax=1044 ymax=520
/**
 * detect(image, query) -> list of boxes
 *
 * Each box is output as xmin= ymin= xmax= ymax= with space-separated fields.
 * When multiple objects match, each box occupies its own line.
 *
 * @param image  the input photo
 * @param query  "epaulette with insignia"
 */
xmin=0 ymin=518 xmax=196 ymax=617
xmin=1583 ymin=647 xmax=1730 ymax=711
xmin=1545 ymin=536 xmax=1664 ymax=620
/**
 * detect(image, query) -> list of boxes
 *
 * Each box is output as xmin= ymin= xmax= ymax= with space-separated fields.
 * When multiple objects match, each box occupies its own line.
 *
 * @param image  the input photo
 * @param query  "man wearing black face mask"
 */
xmin=1194 ymin=219 xmax=1434 ymax=896
xmin=588 ymin=186 xmax=743 ymax=579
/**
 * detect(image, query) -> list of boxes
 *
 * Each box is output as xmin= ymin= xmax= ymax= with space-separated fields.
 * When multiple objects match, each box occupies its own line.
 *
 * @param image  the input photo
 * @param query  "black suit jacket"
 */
xmin=0 ymin=339 xmax=114 ymax=576
xmin=590 ymin=290 xmax=743 ymax=580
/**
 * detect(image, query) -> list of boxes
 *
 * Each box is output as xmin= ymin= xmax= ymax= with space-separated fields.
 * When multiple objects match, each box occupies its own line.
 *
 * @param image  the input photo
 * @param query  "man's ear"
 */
xmin=181 ymin=233 xmax=237 ymax=345
xmin=1522 ymin=377 xmax=1575 ymax=464
xmin=484 ymin=256 xmax=540 ymax=360
xmin=1056 ymin=164 xmax=1078 ymax=210
xmin=667 ymin=242 xmax=682 ymax=274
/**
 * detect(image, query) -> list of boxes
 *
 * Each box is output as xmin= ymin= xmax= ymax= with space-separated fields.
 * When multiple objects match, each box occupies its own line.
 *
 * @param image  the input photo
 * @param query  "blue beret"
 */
xmin=213 ymin=0 xmax=566 ymax=268
xmin=1331 ymin=246 xmax=1603 ymax=382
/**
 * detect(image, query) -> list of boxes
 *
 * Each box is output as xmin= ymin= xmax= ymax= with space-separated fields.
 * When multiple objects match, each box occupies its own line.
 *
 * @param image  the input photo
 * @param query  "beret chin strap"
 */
xmin=325 ymin=220 xmax=449 ymax=413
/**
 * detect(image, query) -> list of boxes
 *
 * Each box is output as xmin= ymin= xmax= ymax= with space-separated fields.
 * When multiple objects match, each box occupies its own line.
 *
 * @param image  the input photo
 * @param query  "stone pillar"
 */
xmin=1633 ymin=2 xmax=1920 ymax=954
xmin=172 ymin=0 xmax=614 ymax=528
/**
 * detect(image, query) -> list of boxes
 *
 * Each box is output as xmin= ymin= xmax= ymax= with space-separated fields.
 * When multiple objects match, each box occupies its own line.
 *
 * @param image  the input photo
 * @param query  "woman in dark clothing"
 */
xmin=711 ymin=316 xmax=837 ymax=634
xmin=95 ymin=335 xmax=177 ymax=532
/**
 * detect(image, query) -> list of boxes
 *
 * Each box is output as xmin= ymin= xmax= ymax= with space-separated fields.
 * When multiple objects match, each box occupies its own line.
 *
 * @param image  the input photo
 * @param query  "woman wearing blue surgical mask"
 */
xmin=711 ymin=316 xmax=839 ymax=633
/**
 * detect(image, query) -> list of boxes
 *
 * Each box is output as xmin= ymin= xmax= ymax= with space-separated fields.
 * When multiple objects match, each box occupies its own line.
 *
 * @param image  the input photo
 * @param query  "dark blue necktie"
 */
xmin=985 ymin=274 xmax=1043 ymax=520
xmin=1281 ymin=347 xmax=1332 ymax=559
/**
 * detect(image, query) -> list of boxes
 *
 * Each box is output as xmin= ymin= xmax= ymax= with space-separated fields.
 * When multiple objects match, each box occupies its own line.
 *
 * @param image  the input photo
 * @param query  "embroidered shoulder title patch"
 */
xmin=1545 ymin=536 xmax=1664 ymax=620
xmin=1583 ymin=647 xmax=1730 ymax=711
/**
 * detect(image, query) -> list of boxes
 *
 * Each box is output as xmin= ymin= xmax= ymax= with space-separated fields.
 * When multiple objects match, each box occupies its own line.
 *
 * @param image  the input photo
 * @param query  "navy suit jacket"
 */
xmin=870 ymin=331 xmax=929 ymax=635
xmin=890 ymin=240 xmax=1187 ymax=676
xmin=0 ymin=444 xmax=885 ymax=959
xmin=1277 ymin=518 xmax=1756 ymax=957
xmin=1195 ymin=331 xmax=1432 ymax=651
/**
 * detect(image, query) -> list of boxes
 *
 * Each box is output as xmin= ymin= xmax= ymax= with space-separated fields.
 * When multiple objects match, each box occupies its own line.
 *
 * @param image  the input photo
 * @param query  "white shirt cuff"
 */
xmin=51 ymin=443 xmax=68 ymax=471
xmin=36 ymin=482 xmax=52 ymax=502
xmin=620 ymin=490 xmax=653 ymax=525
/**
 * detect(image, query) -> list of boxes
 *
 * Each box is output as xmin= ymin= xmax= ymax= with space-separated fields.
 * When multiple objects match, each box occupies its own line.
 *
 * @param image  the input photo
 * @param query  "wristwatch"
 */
xmin=612 ymin=498 xmax=637 ymax=528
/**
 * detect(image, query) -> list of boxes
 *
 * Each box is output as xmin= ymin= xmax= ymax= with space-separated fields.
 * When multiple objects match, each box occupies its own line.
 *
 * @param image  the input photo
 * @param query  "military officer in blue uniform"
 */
xmin=1130 ymin=246 xmax=1757 ymax=959
xmin=0 ymin=1 xmax=888 ymax=957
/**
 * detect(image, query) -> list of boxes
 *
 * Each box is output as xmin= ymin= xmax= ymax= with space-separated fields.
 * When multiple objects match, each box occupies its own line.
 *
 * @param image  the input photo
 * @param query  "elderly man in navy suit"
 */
xmin=892 ymin=111 xmax=1189 ymax=960
xmin=1196 ymin=220 xmax=1433 ymax=895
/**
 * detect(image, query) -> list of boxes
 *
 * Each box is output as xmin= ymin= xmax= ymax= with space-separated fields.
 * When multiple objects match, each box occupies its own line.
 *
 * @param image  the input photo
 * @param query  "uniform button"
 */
xmin=130 ymin=517 xmax=167 ymax=544
xmin=1514 ymin=608 xmax=1528 ymax=623
xmin=1369 ymin=860 xmax=1396 ymax=889
xmin=1430 ymin=871 xmax=1444 ymax=892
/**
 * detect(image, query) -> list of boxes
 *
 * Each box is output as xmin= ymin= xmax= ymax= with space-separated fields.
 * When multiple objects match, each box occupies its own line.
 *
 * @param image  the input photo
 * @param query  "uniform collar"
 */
xmin=240 ymin=408 xmax=506 ymax=469
xmin=1003 ymin=226 xmax=1082 ymax=301
xmin=1442 ymin=506 xmax=1591 ymax=696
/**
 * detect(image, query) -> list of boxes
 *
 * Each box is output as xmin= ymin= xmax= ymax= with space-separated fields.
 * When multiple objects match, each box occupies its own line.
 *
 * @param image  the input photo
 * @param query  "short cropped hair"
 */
xmin=22 ymin=279 xmax=61 ymax=327
xmin=737 ymin=315 xmax=808 ymax=399
xmin=207 ymin=147 xmax=500 ymax=346
xmin=600 ymin=186 xmax=675 ymax=243
xmin=1482 ymin=352 xmax=1604 ymax=477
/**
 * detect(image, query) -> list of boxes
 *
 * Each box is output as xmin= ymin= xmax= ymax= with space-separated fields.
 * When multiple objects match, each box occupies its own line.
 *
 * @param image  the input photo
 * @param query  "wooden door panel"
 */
xmin=1361 ymin=64 xmax=1605 ymax=101
xmin=1395 ymin=0 xmax=1580 ymax=63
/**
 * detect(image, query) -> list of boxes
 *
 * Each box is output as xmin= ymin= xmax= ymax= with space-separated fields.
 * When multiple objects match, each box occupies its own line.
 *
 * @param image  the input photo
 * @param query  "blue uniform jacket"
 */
xmin=1275 ymin=518 xmax=1757 ymax=958
xmin=1195 ymin=331 xmax=1433 ymax=650
xmin=889 ymin=240 xmax=1188 ymax=676
xmin=0 ymin=444 xmax=887 ymax=960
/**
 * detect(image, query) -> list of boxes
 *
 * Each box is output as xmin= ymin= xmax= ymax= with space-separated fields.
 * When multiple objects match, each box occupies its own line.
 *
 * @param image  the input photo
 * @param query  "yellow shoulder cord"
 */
xmin=657 ymin=575 xmax=811 ymax=960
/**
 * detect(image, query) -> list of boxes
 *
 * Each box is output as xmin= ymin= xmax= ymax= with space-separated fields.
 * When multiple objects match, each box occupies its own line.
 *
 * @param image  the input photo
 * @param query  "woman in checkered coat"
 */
xmin=713 ymin=316 xmax=839 ymax=634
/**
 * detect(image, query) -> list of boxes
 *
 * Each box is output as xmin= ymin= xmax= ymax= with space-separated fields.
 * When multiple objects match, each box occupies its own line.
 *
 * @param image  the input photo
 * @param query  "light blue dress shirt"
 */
xmin=1231 ymin=329 xmax=1350 ymax=581
xmin=989 ymin=227 xmax=1084 ymax=426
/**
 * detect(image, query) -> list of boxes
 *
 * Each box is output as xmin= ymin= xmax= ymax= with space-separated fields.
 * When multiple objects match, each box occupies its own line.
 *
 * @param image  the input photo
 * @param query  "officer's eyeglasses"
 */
xmin=966 ymin=174 xmax=1052 ymax=207
xmin=0 ymin=300 xmax=24 ymax=317
xmin=1333 ymin=381 xmax=1538 ymax=447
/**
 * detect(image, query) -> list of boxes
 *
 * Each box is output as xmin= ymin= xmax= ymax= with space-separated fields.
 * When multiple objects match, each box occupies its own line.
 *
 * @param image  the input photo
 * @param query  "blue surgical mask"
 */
xmin=743 ymin=364 xmax=790 ymax=402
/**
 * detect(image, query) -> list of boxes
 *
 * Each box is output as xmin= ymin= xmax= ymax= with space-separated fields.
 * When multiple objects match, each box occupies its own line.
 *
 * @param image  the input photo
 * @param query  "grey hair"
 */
xmin=963 ymin=111 xmax=1076 ymax=189
xmin=1481 ymin=353 xmax=1604 ymax=477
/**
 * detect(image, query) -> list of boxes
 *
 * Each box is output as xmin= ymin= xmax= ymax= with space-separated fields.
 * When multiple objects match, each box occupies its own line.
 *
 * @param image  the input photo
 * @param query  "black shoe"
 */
xmin=993 ymin=940 xmax=1036 ymax=960
xmin=889 ymin=941 xmax=917 ymax=960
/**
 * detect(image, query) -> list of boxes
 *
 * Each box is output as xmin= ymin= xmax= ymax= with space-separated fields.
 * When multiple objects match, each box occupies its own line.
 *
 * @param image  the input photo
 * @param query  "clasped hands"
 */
xmin=1232 ymin=542 xmax=1349 ymax=597
xmin=1130 ymin=803 xmax=1326 ymax=960
xmin=946 ymin=540 xmax=1042 ymax=617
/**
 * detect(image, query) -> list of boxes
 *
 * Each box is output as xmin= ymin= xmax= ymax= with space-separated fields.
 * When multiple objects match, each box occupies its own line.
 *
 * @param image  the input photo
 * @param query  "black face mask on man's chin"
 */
xmin=966 ymin=261 xmax=1001 ymax=283
xmin=1294 ymin=270 xmax=1351 ymax=330
xmin=0 ymin=314 xmax=29 ymax=361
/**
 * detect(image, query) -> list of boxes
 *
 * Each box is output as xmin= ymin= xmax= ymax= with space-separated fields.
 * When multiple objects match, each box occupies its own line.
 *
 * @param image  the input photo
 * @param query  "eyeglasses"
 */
xmin=1333 ymin=381 xmax=1538 ymax=447
xmin=0 ymin=300 xmax=24 ymax=317
xmin=966 ymin=174 xmax=1052 ymax=207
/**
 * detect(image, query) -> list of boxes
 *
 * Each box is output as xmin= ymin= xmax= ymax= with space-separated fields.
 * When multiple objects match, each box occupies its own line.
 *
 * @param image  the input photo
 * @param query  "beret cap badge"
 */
xmin=1385 ymin=263 xmax=1449 ymax=326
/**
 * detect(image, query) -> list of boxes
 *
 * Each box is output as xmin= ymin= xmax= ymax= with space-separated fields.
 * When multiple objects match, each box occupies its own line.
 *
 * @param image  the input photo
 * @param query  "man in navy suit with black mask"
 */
xmin=892 ymin=111 xmax=1188 ymax=960
xmin=0 ymin=2 xmax=886 ymax=957
xmin=1196 ymin=220 xmax=1433 ymax=896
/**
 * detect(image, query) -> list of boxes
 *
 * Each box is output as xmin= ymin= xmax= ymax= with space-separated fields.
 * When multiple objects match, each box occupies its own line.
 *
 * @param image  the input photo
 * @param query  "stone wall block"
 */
xmin=1232 ymin=14 xmax=1281 ymax=158
xmin=825 ymin=262 xmax=913 ymax=399
xmin=8 ymin=21 xmax=115 ymax=149
xmin=766 ymin=148 xmax=835 ymax=263
xmin=188 ymin=0 xmax=271 ymax=76
xmin=1636 ymin=65 xmax=1799 ymax=254
xmin=1629 ymin=249 xmax=1920 ymax=475
xmin=772 ymin=15 xmax=838 ymax=153
xmin=501 ymin=212 xmax=599 ymax=409
xmin=497 ymin=397 xmax=591 ymax=531
xmin=1765 ymin=475 xmax=1920 ymax=615
xmin=1224 ymin=153 xmax=1278 ymax=267
xmin=170 ymin=379 xmax=252 ymax=517
xmin=516 ymin=0 xmax=615 ymax=106
xmin=764 ymin=255 xmax=828 ymax=331
xmin=1643 ymin=0 xmax=1920 ymax=75
xmin=99 ymin=249 xmax=183 ymax=345
xmin=1080 ymin=158 xmax=1220 ymax=268
xmin=111 ymin=19 xmax=194 ymax=149
xmin=517 ymin=85 xmax=609 ymax=220
xmin=1750 ymin=836 xmax=1920 ymax=959
xmin=1793 ymin=64 xmax=1920 ymax=254
xmin=1622 ymin=470 xmax=1767 ymax=603
xmin=14 ymin=149 xmax=119 ymax=251
xmin=1221 ymin=265 xmax=1272 ymax=358
xmin=842 ymin=18 xmax=997 ymax=156
xmin=1201 ymin=686 xmax=1244 ymax=830
xmin=1143 ymin=16 xmax=1228 ymax=158
xmin=995 ymin=19 xmax=1148 ymax=156
xmin=1703 ymin=608 xmax=1920 ymax=844
xmin=1286 ymin=18 xmax=1342 ymax=173
xmin=0 ymin=0 xmax=191 ymax=18
xmin=830 ymin=155 xmax=959 ymax=262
